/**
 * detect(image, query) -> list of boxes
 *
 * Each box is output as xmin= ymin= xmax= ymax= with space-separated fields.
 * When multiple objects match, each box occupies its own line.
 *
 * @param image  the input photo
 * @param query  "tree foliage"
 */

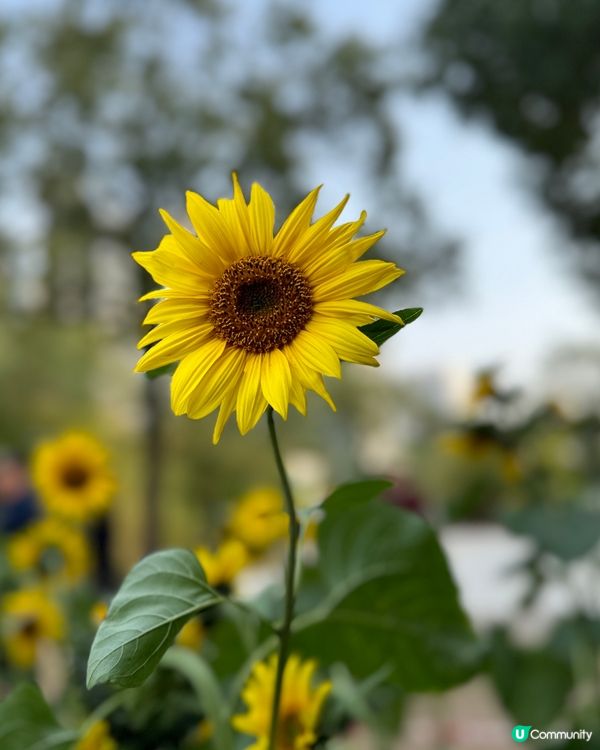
xmin=422 ymin=0 xmax=600 ymax=301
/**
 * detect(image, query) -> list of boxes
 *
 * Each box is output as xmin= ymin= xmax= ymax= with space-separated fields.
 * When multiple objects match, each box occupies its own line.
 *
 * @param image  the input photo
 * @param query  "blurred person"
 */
xmin=0 ymin=449 xmax=38 ymax=533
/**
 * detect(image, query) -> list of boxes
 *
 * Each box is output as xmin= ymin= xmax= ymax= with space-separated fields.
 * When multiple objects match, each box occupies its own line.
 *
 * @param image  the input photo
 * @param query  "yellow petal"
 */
xmin=134 ymin=325 xmax=214 ymax=372
xmin=304 ymin=230 xmax=387 ymax=285
xmin=273 ymin=186 xmax=321 ymax=256
xmin=288 ymin=377 xmax=307 ymax=416
xmin=143 ymin=299 xmax=210 ymax=326
xmin=158 ymin=210 xmax=225 ymax=276
xmin=307 ymin=317 xmax=379 ymax=366
xmin=306 ymin=681 xmax=332 ymax=726
xmin=133 ymin=236 xmax=213 ymax=294
xmin=138 ymin=288 xmax=193 ymax=301
xmin=138 ymin=317 xmax=204 ymax=348
xmin=170 ymin=337 xmax=227 ymax=414
xmin=217 ymin=198 xmax=250 ymax=256
xmin=285 ymin=344 xmax=337 ymax=410
xmin=287 ymin=331 xmax=341 ymax=379
xmin=326 ymin=211 xmax=368 ymax=248
xmin=314 ymin=299 xmax=403 ymax=325
xmin=212 ymin=387 xmax=238 ymax=444
xmin=186 ymin=347 xmax=247 ymax=420
xmin=344 ymin=229 xmax=387 ymax=262
xmin=248 ymin=182 xmax=275 ymax=254
xmin=286 ymin=194 xmax=350 ymax=265
xmin=313 ymin=260 xmax=404 ymax=302
xmin=185 ymin=191 xmax=239 ymax=262
xmin=236 ymin=356 xmax=268 ymax=435
xmin=260 ymin=349 xmax=291 ymax=418
xmin=224 ymin=173 xmax=254 ymax=249
xmin=299 ymin=212 xmax=369 ymax=277
xmin=306 ymin=372 xmax=336 ymax=411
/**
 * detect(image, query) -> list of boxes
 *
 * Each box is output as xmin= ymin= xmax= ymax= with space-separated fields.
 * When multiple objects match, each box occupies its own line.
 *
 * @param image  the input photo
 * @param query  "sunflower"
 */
xmin=441 ymin=428 xmax=521 ymax=484
xmin=226 ymin=487 xmax=288 ymax=553
xmin=133 ymin=176 xmax=404 ymax=443
xmin=75 ymin=720 xmax=117 ymax=750
xmin=232 ymin=654 xmax=331 ymax=750
xmin=32 ymin=432 xmax=115 ymax=522
xmin=8 ymin=517 xmax=92 ymax=586
xmin=195 ymin=538 xmax=249 ymax=590
xmin=1 ymin=587 xmax=65 ymax=668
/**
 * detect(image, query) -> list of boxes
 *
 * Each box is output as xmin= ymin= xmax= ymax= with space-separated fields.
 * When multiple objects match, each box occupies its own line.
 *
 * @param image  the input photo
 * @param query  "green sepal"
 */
xmin=360 ymin=307 xmax=423 ymax=347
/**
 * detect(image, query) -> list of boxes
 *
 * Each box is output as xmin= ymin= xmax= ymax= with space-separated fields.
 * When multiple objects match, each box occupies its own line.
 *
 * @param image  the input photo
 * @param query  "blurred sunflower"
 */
xmin=90 ymin=600 xmax=108 ymax=628
xmin=32 ymin=432 xmax=115 ymax=522
xmin=8 ymin=517 xmax=92 ymax=585
xmin=441 ymin=426 xmax=500 ymax=460
xmin=75 ymin=720 xmax=117 ymax=750
xmin=441 ymin=427 xmax=522 ymax=484
xmin=133 ymin=175 xmax=404 ymax=442
xmin=232 ymin=654 xmax=331 ymax=750
xmin=176 ymin=617 xmax=205 ymax=650
xmin=1 ymin=587 xmax=64 ymax=668
xmin=226 ymin=487 xmax=288 ymax=553
xmin=195 ymin=538 xmax=249 ymax=590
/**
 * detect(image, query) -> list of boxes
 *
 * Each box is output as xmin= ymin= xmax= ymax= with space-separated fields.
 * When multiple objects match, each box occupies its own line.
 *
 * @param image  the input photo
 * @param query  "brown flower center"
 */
xmin=209 ymin=257 xmax=313 ymax=353
xmin=61 ymin=463 xmax=89 ymax=489
xmin=20 ymin=618 xmax=40 ymax=639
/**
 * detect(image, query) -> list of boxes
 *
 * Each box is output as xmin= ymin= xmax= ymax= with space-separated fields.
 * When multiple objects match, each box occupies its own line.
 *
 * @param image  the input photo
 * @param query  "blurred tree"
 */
xmin=422 ymin=0 xmax=600 ymax=303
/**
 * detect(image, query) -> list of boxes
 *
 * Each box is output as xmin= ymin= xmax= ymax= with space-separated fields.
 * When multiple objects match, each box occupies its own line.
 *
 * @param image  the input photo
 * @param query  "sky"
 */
xmin=306 ymin=0 xmax=599 ymax=406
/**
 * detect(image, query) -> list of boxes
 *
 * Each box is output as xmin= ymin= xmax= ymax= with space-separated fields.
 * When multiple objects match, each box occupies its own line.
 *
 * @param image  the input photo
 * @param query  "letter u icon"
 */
xmin=512 ymin=725 xmax=532 ymax=742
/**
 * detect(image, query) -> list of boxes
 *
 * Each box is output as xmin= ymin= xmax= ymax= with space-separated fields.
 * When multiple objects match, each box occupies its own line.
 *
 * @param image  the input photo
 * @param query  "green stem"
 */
xmin=267 ymin=407 xmax=300 ymax=750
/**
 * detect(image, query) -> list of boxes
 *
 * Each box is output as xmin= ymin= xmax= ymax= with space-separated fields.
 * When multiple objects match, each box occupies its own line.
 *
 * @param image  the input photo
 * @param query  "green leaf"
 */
xmin=0 ymin=683 xmax=76 ymax=750
xmin=504 ymin=505 xmax=600 ymax=560
xmin=293 ymin=482 xmax=482 ymax=691
xmin=87 ymin=549 xmax=222 ymax=689
xmin=322 ymin=479 xmax=393 ymax=511
xmin=490 ymin=630 xmax=572 ymax=725
xmin=359 ymin=307 xmax=423 ymax=347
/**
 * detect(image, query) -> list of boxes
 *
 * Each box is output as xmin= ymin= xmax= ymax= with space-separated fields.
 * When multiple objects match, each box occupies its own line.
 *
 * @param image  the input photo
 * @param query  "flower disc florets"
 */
xmin=210 ymin=257 xmax=313 ymax=354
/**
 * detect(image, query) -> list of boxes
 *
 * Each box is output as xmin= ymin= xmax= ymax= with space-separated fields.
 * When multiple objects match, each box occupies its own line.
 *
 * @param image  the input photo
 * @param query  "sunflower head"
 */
xmin=134 ymin=176 xmax=404 ymax=442
xmin=31 ymin=432 xmax=116 ymax=523
xmin=75 ymin=720 xmax=117 ymax=750
xmin=226 ymin=487 xmax=288 ymax=553
xmin=194 ymin=538 xmax=249 ymax=591
xmin=8 ymin=517 xmax=92 ymax=586
xmin=232 ymin=654 xmax=331 ymax=750
xmin=1 ymin=587 xmax=65 ymax=668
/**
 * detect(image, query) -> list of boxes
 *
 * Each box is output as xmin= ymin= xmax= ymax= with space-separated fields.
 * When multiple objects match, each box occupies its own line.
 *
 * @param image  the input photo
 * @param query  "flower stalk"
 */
xmin=266 ymin=407 xmax=300 ymax=750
